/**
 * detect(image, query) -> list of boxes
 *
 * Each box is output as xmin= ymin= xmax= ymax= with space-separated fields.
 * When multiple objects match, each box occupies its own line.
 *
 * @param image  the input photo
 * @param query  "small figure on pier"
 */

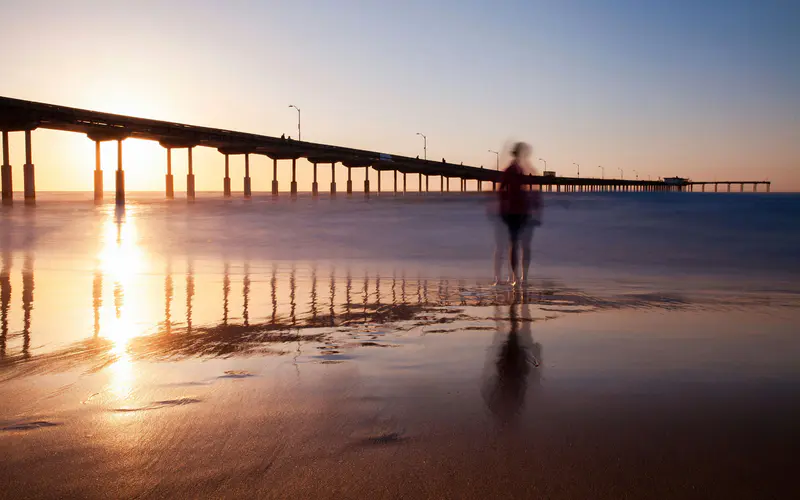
xmin=442 ymin=158 xmax=446 ymax=163
xmin=281 ymin=134 xmax=285 ymax=140
xmin=416 ymin=155 xmax=419 ymax=159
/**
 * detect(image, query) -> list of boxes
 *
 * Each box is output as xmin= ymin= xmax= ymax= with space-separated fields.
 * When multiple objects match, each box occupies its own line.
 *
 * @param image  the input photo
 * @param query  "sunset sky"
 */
xmin=2 ymin=0 xmax=799 ymax=192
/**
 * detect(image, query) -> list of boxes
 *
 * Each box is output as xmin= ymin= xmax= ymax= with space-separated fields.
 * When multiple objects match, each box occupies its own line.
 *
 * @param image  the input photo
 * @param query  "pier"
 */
xmin=0 ymin=96 xmax=771 ymax=204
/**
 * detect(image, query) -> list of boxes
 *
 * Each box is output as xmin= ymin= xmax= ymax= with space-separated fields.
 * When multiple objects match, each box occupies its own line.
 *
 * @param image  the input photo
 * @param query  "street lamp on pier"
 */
xmin=416 ymin=133 xmax=427 ymax=160
xmin=288 ymin=105 xmax=301 ymax=141
xmin=573 ymin=162 xmax=580 ymax=178
xmin=598 ymin=165 xmax=604 ymax=179
xmin=618 ymin=167 xmax=624 ymax=179
xmin=538 ymin=157 xmax=547 ymax=171
xmin=488 ymin=150 xmax=499 ymax=170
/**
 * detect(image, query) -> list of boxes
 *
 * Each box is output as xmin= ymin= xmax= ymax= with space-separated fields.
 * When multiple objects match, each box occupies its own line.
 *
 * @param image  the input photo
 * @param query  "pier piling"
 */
xmin=271 ymin=159 xmax=278 ymax=196
xmin=1 ymin=131 xmax=11 ymax=204
xmin=186 ymin=147 xmax=195 ymax=200
xmin=223 ymin=154 xmax=231 ymax=197
xmin=244 ymin=154 xmax=252 ymax=198
xmin=23 ymin=130 xmax=35 ymax=204
xmin=93 ymin=141 xmax=102 ymax=202
xmin=330 ymin=163 xmax=336 ymax=196
xmin=312 ymin=162 xmax=319 ymax=197
xmin=115 ymin=139 xmax=124 ymax=205
xmin=290 ymin=158 xmax=298 ymax=198
xmin=166 ymin=148 xmax=174 ymax=199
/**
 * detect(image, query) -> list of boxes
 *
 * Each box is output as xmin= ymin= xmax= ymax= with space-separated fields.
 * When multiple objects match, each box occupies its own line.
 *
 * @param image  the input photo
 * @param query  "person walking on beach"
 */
xmin=495 ymin=142 xmax=541 ymax=286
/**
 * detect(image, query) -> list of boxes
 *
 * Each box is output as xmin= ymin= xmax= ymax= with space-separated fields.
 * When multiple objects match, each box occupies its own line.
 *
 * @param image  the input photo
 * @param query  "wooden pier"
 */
xmin=0 ymin=96 xmax=771 ymax=205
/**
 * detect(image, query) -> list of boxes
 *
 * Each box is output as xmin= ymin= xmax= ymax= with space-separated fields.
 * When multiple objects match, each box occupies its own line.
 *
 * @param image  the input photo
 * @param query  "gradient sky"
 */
xmin=2 ymin=0 xmax=799 ymax=191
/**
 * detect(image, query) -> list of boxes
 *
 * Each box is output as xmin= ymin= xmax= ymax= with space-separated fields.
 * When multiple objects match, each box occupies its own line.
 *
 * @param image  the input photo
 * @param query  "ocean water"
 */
xmin=1 ymin=191 xmax=798 ymax=498
xmin=1 ymin=190 xmax=798 ymax=358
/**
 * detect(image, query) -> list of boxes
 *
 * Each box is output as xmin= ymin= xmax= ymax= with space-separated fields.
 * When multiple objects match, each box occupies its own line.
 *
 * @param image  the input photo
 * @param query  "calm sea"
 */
xmin=0 ymin=191 xmax=798 ymax=357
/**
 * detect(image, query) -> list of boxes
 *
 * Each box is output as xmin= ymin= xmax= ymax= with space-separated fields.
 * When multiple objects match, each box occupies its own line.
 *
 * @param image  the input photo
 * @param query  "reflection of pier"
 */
xmin=0 ymin=241 xmax=611 ymax=366
xmin=0 ymin=96 xmax=771 ymax=205
xmin=0 ymin=254 xmax=618 ymax=366
xmin=0 ymin=253 xmax=35 ymax=361
xmin=0 ymin=254 xmax=11 ymax=357
xmin=152 ymin=263 xmax=571 ymax=336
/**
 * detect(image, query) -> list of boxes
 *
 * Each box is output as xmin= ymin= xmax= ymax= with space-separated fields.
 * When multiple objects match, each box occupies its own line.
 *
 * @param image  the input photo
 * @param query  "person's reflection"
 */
xmin=483 ymin=298 xmax=541 ymax=427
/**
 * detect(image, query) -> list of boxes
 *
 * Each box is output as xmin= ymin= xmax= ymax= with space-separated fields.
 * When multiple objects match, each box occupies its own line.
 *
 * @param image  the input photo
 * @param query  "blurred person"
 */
xmin=495 ymin=142 xmax=542 ymax=286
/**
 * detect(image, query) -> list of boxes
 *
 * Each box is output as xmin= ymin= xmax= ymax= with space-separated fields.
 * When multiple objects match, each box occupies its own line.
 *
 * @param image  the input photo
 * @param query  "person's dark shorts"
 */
xmin=501 ymin=214 xmax=529 ymax=241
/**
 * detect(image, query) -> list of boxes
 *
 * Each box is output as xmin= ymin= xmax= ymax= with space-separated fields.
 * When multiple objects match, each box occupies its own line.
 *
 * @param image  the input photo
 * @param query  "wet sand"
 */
xmin=1 ymin=282 xmax=798 ymax=499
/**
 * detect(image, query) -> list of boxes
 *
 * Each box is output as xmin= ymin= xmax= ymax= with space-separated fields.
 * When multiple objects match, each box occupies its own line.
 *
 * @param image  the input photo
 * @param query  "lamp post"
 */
xmin=618 ymin=167 xmax=624 ymax=179
xmin=538 ymin=157 xmax=547 ymax=171
xmin=598 ymin=165 xmax=604 ymax=179
xmin=288 ymin=104 xmax=301 ymax=141
xmin=488 ymin=150 xmax=499 ymax=170
xmin=416 ymin=132 xmax=427 ymax=160
xmin=573 ymin=162 xmax=580 ymax=178
xmin=634 ymin=170 xmax=639 ymax=180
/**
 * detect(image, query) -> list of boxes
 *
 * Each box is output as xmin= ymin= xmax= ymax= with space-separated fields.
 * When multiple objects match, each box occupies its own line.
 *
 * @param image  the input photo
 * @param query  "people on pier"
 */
xmin=493 ymin=141 xmax=541 ymax=286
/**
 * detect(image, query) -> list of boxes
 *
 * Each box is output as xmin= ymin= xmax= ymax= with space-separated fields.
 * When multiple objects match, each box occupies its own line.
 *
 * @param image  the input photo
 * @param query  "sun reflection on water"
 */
xmin=97 ymin=206 xmax=145 ymax=401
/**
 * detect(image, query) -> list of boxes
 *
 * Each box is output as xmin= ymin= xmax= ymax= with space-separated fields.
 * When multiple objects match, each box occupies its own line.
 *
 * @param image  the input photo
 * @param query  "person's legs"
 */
xmin=520 ymin=221 xmax=534 ymax=282
xmin=504 ymin=215 xmax=523 ymax=284
xmin=493 ymin=217 xmax=508 ymax=283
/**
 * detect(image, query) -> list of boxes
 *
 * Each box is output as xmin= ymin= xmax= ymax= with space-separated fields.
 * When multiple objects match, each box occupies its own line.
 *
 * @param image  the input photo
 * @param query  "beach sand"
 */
xmin=1 ymin=280 xmax=798 ymax=499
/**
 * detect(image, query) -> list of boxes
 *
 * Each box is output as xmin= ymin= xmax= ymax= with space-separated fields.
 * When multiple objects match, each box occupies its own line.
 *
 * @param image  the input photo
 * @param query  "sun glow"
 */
xmin=97 ymin=205 xmax=145 ymax=401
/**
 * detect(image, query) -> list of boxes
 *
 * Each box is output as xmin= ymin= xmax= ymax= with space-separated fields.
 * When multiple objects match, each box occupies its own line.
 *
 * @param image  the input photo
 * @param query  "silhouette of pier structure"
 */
xmin=0 ymin=96 xmax=771 ymax=205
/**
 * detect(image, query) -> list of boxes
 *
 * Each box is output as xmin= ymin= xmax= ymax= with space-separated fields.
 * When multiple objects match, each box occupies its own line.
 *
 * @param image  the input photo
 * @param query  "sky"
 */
xmin=1 ymin=0 xmax=799 ymax=192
